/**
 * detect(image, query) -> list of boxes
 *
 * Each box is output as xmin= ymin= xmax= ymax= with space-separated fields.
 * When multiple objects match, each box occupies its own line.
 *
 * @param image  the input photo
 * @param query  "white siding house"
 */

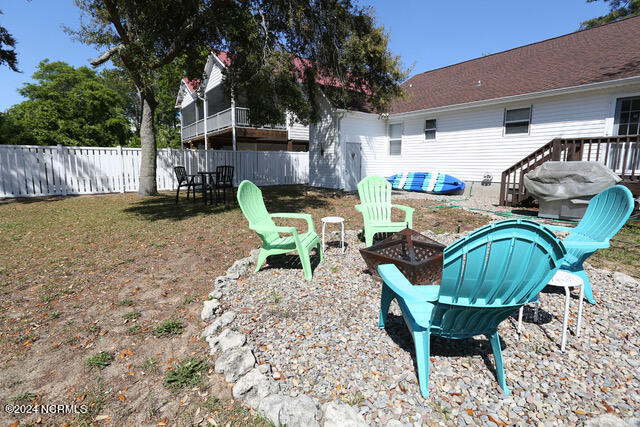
xmin=309 ymin=16 xmax=640 ymax=192
xmin=176 ymin=52 xmax=309 ymax=151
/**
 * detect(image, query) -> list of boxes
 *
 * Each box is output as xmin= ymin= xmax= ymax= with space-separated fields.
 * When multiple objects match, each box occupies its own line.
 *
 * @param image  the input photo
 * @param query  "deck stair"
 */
xmin=499 ymin=136 xmax=640 ymax=206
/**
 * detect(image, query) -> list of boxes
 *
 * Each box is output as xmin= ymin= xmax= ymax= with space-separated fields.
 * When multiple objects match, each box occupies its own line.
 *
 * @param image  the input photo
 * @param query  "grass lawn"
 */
xmin=588 ymin=216 xmax=640 ymax=275
xmin=0 ymin=186 xmax=491 ymax=425
xmin=0 ymin=186 xmax=636 ymax=424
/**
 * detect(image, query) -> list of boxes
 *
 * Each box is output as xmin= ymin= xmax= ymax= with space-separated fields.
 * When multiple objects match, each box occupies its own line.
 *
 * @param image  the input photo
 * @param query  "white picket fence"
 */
xmin=0 ymin=145 xmax=309 ymax=198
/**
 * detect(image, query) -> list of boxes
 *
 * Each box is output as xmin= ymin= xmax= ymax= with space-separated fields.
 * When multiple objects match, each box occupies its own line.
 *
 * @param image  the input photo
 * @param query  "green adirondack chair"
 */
xmin=378 ymin=219 xmax=566 ymax=397
xmin=237 ymin=180 xmax=323 ymax=281
xmin=355 ymin=175 xmax=414 ymax=247
xmin=544 ymin=185 xmax=634 ymax=304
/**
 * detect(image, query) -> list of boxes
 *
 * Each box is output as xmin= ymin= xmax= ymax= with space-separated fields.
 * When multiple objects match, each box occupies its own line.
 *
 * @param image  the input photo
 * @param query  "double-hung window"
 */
xmin=424 ymin=119 xmax=436 ymax=140
xmin=389 ymin=123 xmax=402 ymax=155
xmin=504 ymin=107 xmax=531 ymax=135
xmin=615 ymin=96 xmax=640 ymax=136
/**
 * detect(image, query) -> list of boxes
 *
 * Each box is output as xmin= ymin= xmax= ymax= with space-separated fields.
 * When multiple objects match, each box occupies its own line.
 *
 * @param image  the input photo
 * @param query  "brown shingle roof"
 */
xmin=390 ymin=16 xmax=640 ymax=114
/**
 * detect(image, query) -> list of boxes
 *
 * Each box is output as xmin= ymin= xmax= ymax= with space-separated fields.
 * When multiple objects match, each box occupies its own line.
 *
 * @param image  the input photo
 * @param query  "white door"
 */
xmin=345 ymin=143 xmax=361 ymax=191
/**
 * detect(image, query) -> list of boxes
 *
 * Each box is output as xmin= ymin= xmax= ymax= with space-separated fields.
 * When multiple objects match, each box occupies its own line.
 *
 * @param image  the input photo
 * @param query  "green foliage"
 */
xmin=84 ymin=351 xmax=114 ymax=369
xmin=0 ymin=60 xmax=131 ymax=146
xmin=164 ymin=357 xmax=207 ymax=390
xmin=581 ymin=0 xmax=640 ymax=28
xmin=0 ymin=9 xmax=19 ymax=72
xmin=153 ymin=319 xmax=184 ymax=337
xmin=102 ymin=64 xmax=184 ymax=148
xmin=66 ymin=1 xmax=406 ymax=193
xmin=12 ymin=392 xmax=37 ymax=404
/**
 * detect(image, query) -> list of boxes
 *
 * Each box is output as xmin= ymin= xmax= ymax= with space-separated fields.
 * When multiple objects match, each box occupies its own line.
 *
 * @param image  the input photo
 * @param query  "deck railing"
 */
xmin=499 ymin=135 xmax=640 ymax=206
xmin=181 ymin=107 xmax=286 ymax=141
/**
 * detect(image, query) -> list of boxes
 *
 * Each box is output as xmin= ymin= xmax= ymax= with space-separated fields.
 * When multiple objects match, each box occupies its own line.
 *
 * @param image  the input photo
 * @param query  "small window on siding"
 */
xmin=389 ymin=123 xmax=402 ymax=156
xmin=615 ymin=96 xmax=640 ymax=136
xmin=424 ymin=119 xmax=436 ymax=140
xmin=504 ymin=107 xmax=531 ymax=135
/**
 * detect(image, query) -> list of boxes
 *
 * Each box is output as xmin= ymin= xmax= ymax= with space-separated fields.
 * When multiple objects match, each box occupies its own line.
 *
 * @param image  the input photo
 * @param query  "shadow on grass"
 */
xmin=123 ymin=193 xmax=238 ymax=221
xmin=259 ymin=185 xmax=332 ymax=213
xmin=123 ymin=185 xmax=332 ymax=222
xmin=383 ymin=312 xmax=509 ymax=390
xmin=0 ymin=194 xmax=83 ymax=205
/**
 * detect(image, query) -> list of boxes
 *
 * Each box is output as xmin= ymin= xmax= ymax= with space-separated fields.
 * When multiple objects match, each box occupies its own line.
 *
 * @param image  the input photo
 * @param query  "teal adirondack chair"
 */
xmin=355 ymin=175 xmax=414 ymax=247
xmin=545 ymin=185 xmax=634 ymax=304
xmin=378 ymin=219 xmax=566 ymax=397
xmin=237 ymin=180 xmax=323 ymax=280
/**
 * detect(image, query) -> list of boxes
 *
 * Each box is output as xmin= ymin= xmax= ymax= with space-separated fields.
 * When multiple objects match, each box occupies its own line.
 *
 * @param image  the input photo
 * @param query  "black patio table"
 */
xmin=197 ymin=171 xmax=217 ymax=205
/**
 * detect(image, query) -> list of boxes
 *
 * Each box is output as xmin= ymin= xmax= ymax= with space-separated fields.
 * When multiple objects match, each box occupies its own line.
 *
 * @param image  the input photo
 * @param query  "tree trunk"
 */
xmin=138 ymin=89 xmax=158 ymax=196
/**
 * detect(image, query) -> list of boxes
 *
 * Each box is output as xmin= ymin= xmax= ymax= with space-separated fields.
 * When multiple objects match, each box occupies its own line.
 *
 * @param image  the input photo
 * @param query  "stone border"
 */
xmin=201 ymin=249 xmax=368 ymax=427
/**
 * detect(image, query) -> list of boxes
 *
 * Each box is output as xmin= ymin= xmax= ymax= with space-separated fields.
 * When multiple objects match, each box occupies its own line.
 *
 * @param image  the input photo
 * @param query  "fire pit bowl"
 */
xmin=359 ymin=228 xmax=445 ymax=285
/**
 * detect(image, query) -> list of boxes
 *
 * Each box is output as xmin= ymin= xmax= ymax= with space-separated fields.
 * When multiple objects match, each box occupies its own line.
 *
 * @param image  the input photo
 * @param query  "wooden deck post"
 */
xmin=551 ymin=138 xmax=562 ymax=161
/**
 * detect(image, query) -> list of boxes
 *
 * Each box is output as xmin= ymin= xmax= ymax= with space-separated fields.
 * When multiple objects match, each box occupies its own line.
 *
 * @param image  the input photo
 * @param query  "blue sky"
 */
xmin=0 ymin=0 xmax=610 ymax=112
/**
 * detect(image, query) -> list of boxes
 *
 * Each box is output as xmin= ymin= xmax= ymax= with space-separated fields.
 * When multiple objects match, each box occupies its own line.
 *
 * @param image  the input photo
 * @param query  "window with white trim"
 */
xmin=504 ymin=107 xmax=531 ymax=135
xmin=389 ymin=123 xmax=402 ymax=155
xmin=424 ymin=119 xmax=436 ymax=140
xmin=615 ymin=96 xmax=640 ymax=136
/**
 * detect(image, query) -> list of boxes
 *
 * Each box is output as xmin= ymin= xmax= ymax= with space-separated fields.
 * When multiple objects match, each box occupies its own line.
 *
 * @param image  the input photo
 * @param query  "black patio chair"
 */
xmin=174 ymin=166 xmax=202 ymax=204
xmin=215 ymin=165 xmax=235 ymax=204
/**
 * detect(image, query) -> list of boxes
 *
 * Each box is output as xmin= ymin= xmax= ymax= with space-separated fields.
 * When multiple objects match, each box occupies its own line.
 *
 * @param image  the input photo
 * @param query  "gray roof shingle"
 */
xmin=390 ymin=16 xmax=640 ymax=114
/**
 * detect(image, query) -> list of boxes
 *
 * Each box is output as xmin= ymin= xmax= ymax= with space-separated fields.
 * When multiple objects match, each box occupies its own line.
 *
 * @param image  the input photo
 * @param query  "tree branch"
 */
xmin=90 ymin=44 xmax=125 ymax=66
xmin=153 ymin=15 xmax=199 ymax=69
xmin=103 ymin=0 xmax=130 ymax=44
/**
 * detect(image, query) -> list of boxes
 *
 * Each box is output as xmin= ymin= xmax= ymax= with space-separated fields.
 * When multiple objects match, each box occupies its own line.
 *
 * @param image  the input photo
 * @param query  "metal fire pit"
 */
xmin=359 ymin=228 xmax=445 ymax=285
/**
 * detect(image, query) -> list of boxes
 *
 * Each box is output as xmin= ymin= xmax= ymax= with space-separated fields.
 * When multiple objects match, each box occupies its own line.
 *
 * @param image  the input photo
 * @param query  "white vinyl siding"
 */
xmin=289 ymin=121 xmax=310 ymax=141
xmin=205 ymin=62 xmax=225 ymax=91
xmin=345 ymin=86 xmax=640 ymax=184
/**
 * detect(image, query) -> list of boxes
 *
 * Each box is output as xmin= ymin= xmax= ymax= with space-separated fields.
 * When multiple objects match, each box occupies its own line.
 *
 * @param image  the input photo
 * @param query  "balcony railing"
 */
xmin=181 ymin=107 xmax=286 ymax=141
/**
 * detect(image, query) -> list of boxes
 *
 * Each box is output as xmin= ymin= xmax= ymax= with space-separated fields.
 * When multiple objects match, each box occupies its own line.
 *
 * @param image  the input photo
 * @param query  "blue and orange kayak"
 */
xmin=386 ymin=172 xmax=465 ymax=195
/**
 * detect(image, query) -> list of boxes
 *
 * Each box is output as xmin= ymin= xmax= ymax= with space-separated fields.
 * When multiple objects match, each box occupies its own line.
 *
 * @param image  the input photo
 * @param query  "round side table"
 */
xmin=321 ymin=216 xmax=345 ymax=253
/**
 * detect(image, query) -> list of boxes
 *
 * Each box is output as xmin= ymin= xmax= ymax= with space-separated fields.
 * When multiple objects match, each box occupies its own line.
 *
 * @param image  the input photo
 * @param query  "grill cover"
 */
xmin=524 ymin=161 xmax=620 ymax=202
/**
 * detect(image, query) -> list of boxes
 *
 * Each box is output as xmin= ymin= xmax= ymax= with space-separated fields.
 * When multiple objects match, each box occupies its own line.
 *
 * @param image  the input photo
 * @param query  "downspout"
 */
xmin=231 ymin=90 xmax=237 ymax=151
xmin=336 ymin=111 xmax=346 ymax=190
xmin=179 ymin=109 xmax=184 ymax=149
xmin=196 ymin=90 xmax=208 ymax=149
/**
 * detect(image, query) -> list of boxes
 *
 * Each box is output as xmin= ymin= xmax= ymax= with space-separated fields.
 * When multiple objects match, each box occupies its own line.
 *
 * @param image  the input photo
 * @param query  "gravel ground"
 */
xmin=225 ymin=229 xmax=640 ymax=426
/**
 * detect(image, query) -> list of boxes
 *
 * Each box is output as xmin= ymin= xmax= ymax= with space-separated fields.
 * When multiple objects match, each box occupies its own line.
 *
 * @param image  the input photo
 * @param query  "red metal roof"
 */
xmin=390 ymin=16 xmax=640 ymax=114
xmin=182 ymin=77 xmax=200 ymax=93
